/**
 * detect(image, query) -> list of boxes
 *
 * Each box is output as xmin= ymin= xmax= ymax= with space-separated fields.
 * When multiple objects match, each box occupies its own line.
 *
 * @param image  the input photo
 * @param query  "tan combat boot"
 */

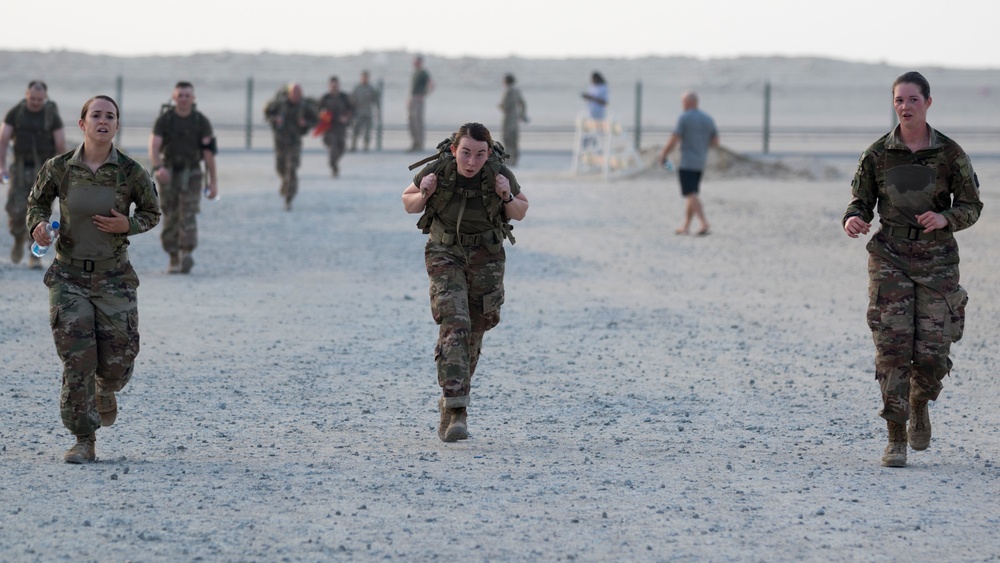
xmin=168 ymin=252 xmax=181 ymax=274
xmin=882 ymin=420 xmax=907 ymax=467
xmin=909 ymin=399 xmax=931 ymax=451
xmin=96 ymin=385 xmax=117 ymax=427
xmin=437 ymin=398 xmax=469 ymax=443
xmin=64 ymin=433 xmax=96 ymax=464
xmin=11 ymin=235 xmax=24 ymax=264
xmin=179 ymin=251 xmax=194 ymax=274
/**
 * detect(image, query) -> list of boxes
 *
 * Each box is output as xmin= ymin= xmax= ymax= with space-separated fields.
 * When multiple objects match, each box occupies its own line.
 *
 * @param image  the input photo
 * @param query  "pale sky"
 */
xmin=2 ymin=0 xmax=996 ymax=70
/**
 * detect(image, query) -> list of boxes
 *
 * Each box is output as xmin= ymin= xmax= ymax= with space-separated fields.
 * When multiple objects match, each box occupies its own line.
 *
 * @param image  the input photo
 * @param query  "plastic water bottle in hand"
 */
xmin=662 ymin=159 xmax=675 ymax=172
xmin=204 ymin=185 xmax=220 ymax=201
xmin=31 ymin=221 xmax=59 ymax=257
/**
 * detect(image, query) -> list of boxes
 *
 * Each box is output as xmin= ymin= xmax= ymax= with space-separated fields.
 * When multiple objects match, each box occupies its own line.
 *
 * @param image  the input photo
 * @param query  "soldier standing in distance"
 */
xmin=402 ymin=122 xmax=529 ymax=442
xmin=843 ymin=71 xmax=982 ymax=468
xmin=350 ymin=69 xmax=379 ymax=152
xmin=264 ymin=82 xmax=319 ymax=211
xmin=27 ymin=95 xmax=160 ymax=464
xmin=0 ymin=80 xmax=66 ymax=268
xmin=407 ymin=55 xmax=434 ymax=152
xmin=149 ymin=81 xmax=218 ymax=274
xmin=318 ymin=76 xmax=353 ymax=178
xmin=498 ymin=73 xmax=528 ymax=166
xmin=659 ymin=90 xmax=718 ymax=236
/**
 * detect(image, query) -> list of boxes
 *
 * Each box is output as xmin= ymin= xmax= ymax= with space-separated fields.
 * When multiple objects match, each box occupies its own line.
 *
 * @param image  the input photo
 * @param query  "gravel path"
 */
xmin=1 ymin=149 xmax=998 ymax=561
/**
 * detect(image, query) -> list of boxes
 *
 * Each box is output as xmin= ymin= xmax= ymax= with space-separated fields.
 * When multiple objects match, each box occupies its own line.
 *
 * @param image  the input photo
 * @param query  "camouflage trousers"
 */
xmin=407 ymin=97 xmax=426 ymax=150
xmin=351 ymin=113 xmax=373 ymax=150
xmin=866 ymin=232 xmax=967 ymax=424
xmin=323 ymin=127 xmax=348 ymax=171
xmin=425 ymin=241 xmax=505 ymax=408
xmin=6 ymin=159 xmax=38 ymax=239
xmin=44 ymin=259 xmax=140 ymax=435
xmin=159 ymin=167 xmax=203 ymax=254
xmin=274 ymin=142 xmax=302 ymax=204
xmin=502 ymin=119 xmax=520 ymax=165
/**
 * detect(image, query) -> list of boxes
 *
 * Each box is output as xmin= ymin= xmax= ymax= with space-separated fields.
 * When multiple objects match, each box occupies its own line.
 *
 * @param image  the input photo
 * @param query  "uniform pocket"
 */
xmin=866 ymin=281 xmax=882 ymax=333
xmin=482 ymin=286 xmax=505 ymax=314
xmin=944 ymin=285 xmax=968 ymax=342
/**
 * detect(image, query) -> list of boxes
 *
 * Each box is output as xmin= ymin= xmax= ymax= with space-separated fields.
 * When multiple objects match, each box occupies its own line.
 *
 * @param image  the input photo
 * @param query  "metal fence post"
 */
xmin=634 ymin=80 xmax=642 ymax=150
xmin=763 ymin=81 xmax=771 ymax=154
xmin=246 ymin=77 xmax=254 ymax=150
xmin=116 ymin=75 xmax=124 ymax=145
xmin=376 ymin=78 xmax=384 ymax=151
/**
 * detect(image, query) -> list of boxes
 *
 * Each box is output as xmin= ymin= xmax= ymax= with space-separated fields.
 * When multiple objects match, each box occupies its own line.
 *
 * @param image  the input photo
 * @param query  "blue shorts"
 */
xmin=678 ymin=169 xmax=703 ymax=196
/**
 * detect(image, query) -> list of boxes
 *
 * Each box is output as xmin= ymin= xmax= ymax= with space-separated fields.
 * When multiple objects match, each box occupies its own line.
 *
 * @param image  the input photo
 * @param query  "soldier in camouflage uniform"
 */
xmin=350 ymin=70 xmax=379 ymax=152
xmin=149 ymin=81 xmax=218 ymax=274
xmin=27 ymin=95 xmax=160 ymax=464
xmin=407 ymin=56 xmax=434 ymax=152
xmin=264 ymin=83 xmax=319 ymax=210
xmin=402 ymin=122 xmax=529 ymax=442
xmin=318 ymin=76 xmax=353 ymax=178
xmin=0 ymin=80 xmax=66 ymax=268
xmin=497 ymin=74 xmax=527 ymax=166
xmin=843 ymin=71 xmax=982 ymax=468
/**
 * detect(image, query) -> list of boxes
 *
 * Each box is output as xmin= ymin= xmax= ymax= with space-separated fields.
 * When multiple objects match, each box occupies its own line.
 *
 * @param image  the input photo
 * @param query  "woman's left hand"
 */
xmin=915 ymin=211 xmax=948 ymax=232
xmin=93 ymin=208 xmax=130 ymax=234
xmin=495 ymin=174 xmax=511 ymax=201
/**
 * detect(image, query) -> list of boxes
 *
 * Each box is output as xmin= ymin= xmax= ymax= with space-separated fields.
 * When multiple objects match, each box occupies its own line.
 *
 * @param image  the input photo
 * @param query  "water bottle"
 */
xmin=203 ymin=186 xmax=220 ymax=201
xmin=30 ymin=221 xmax=59 ymax=257
xmin=662 ymin=159 xmax=675 ymax=172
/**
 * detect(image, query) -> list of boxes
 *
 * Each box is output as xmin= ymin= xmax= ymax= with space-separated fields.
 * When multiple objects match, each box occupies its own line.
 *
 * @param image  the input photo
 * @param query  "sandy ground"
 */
xmin=2 ymin=50 xmax=1000 ymax=561
xmin=1 ymin=143 xmax=999 ymax=561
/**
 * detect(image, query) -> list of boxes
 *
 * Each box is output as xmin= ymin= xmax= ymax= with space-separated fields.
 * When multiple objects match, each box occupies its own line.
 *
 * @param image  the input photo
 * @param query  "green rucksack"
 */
xmin=410 ymin=136 xmax=515 ymax=249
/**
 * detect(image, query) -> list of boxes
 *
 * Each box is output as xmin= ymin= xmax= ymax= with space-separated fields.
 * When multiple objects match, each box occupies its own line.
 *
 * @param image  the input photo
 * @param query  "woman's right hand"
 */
xmin=844 ymin=216 xmax=871 ymax=238
xmin=419 ymin=173 xmax=437 ymax=198
xmin=32 ymin=221 xmax=54 ymax=245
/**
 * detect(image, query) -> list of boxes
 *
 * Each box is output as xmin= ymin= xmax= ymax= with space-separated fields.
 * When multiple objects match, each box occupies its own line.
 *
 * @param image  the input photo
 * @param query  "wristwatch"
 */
xmin=502 ymin=194 xmax=515 ymax=204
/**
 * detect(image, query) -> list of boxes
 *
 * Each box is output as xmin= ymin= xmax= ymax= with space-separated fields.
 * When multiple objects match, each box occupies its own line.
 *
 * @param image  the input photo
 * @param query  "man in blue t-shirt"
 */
xmin=659 ymin=90 xmax=719 ymax=235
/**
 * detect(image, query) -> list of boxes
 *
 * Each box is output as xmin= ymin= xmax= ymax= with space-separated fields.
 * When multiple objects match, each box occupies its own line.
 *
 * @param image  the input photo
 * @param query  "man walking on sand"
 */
xmin=1 ymin=80 xmax=66 ymax=268
xmin=149 ymin=81 xmax=218 ymax=274
xmin=264 ymin=82 xmax=319 ymax=211
xmin=659 ymin=90 xmax=718 ymax=235
xmin=407 ymin=55 xmax=434 ymax=152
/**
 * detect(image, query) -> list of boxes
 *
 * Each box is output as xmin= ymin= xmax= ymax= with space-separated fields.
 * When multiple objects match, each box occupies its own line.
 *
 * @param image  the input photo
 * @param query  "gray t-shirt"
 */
xmin=675 ymin=108 xmax=717 ymax=171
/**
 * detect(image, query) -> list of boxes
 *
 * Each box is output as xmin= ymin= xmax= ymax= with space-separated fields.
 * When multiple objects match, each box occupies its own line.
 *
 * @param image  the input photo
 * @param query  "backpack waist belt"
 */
xmin=428 ymin=219 xmax=499 ymax=247
xmin=882 ymin=226 xmax=953 ymax=241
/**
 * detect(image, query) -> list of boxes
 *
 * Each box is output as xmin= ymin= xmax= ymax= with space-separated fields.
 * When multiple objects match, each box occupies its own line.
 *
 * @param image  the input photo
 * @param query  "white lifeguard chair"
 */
xmin=571 ymin=113 xmax=644 ymax=179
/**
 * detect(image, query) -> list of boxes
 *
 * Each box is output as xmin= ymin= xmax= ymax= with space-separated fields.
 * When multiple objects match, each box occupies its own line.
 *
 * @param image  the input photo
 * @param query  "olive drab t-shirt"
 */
xmin=152 ymin=110 xmax=214 ymax=169
xmin=3 ymin=102 xmax=64 ymax=163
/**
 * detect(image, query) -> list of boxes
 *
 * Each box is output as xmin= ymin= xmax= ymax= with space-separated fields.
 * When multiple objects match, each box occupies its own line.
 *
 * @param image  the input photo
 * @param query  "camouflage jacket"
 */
xmin=26 ymin=144 xmax=161 ymax=257
xmin=264 ymin=95 xmax=319 ymax=146
xmin=844 ymin=125 xmax=982 ymax=232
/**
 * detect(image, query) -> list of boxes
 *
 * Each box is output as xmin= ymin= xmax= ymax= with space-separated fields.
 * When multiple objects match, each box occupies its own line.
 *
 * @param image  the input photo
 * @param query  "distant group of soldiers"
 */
xmin=262 ymin=69 xmax=381 ymax=210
